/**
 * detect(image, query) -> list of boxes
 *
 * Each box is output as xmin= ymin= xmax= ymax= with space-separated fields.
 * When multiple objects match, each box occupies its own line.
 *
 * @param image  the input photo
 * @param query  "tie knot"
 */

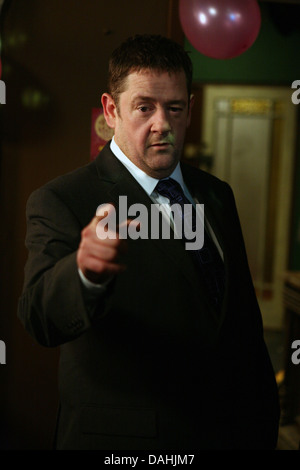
xmin=155 ymin=178 xmax=184 ymax=204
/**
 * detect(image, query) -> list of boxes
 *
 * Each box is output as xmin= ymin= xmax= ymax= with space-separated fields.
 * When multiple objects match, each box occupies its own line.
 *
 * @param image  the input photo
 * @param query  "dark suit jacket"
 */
xmin=18 ymin=143 xmax=280 ymax=450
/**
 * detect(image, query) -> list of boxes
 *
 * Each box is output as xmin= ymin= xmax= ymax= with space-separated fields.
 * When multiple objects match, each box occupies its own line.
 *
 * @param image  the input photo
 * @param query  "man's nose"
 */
xmin=151 ymin=109 xmax=171 ymax=134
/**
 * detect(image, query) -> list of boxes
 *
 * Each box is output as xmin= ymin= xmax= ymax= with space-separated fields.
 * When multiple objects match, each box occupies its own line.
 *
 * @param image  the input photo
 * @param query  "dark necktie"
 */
xmin=155 ymin=178 xmax=225 ymax=312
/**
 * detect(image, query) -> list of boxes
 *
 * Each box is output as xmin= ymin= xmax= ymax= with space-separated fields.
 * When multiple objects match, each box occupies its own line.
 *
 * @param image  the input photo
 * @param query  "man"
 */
xmin=18 ymin=34 xmax=280 ymax=450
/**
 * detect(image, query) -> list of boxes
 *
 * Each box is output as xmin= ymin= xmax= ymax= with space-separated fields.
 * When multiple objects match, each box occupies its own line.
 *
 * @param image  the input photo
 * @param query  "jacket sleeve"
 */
xmin=18 ymin=186 xmax=95 ymax=347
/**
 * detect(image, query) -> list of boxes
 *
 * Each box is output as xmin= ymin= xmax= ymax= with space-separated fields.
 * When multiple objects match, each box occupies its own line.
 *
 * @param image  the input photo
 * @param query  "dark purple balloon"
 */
xmin=179 ymin=0 xmax=261 ymax=59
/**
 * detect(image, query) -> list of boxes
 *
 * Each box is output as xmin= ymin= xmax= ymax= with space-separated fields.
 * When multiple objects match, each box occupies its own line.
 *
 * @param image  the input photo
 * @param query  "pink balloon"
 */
xmin=179 ymin=0 xmax=261 ymax=59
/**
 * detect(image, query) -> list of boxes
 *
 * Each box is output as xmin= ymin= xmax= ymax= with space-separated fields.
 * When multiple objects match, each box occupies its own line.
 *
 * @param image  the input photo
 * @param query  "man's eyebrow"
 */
xmin=132 ymin=96 xmax=187 ymax=106
xmin=132 ymin=95 xmax=153 ymax=103
xmin=165 ymin=100 xmax=187 ymax=106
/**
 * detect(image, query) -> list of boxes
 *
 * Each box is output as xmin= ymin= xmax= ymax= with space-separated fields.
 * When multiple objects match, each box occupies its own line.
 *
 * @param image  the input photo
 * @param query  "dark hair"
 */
xmin=107 ymin=34 xmax=193 ymax=107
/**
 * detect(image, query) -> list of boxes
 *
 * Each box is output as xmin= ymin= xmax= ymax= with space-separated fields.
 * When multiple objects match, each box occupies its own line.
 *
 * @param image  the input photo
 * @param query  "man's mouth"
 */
xmin=150 ymin=142 xmax=172 ymax=148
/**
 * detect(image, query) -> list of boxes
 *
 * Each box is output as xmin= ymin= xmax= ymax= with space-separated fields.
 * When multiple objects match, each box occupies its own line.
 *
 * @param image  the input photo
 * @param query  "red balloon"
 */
xmin=179 ymin=0 xmax=261 ymax=59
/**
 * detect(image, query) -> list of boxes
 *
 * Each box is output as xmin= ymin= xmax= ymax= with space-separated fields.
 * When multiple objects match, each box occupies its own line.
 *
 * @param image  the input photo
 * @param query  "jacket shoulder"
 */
xmin=31 ymin=143 xmax=116 ymax=203
xmin=181 ymin=162 xmax=231 ymax=193
xmin=26 ymin=159 xmax=104 ymax=228
xmin=41 ymin=159 xmax=98 ymax=195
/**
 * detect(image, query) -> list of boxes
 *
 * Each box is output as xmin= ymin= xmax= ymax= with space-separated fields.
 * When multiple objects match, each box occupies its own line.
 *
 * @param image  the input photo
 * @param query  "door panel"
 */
xmin=202 ymin=86 xmax=296 ymax=328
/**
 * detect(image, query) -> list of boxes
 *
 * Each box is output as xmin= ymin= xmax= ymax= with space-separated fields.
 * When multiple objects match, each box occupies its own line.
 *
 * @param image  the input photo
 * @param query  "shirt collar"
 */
xmin=110 ymin=136 xmax=186 ymax=197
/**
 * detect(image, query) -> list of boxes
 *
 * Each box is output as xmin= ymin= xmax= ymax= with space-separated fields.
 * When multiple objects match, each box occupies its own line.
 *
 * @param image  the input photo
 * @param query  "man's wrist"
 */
xmin=78 ymin=268 xmax=113 ymax=293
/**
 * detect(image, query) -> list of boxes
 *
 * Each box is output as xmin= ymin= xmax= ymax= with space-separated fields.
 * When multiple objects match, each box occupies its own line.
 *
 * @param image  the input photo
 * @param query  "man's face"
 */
xmin=102 ymin=69 xmax=193 ymax=179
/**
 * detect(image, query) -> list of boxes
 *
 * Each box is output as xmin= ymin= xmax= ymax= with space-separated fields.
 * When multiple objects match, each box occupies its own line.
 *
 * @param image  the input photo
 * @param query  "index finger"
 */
xmin=94 ymin=203 xmax=118 ymax=240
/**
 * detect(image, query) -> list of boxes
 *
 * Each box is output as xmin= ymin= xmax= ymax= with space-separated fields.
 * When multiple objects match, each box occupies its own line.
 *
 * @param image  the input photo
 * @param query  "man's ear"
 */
xmin=101 ymin=93 xmax=117 ymax=129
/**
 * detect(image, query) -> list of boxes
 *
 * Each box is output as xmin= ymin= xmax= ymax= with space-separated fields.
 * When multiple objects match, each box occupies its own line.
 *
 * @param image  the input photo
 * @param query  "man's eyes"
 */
xmin=138 ymin=106 xmax=152 ymax=112
xmin=137 ymin=105 xmax=183 ymax=113
xmin=169 ymin=106 xmax=182 ymax=113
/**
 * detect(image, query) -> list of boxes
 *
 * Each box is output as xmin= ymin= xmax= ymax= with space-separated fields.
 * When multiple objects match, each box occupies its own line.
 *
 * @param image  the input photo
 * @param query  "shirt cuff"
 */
xmin=78 ymin=268 xmax=112 ymax=294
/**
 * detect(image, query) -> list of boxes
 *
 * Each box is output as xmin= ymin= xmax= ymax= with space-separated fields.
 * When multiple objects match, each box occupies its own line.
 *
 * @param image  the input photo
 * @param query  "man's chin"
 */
xmin=146 ymin=156 xmax=179 ymax=178
xmin=148 ymin=147 xmax=177 ymax=162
